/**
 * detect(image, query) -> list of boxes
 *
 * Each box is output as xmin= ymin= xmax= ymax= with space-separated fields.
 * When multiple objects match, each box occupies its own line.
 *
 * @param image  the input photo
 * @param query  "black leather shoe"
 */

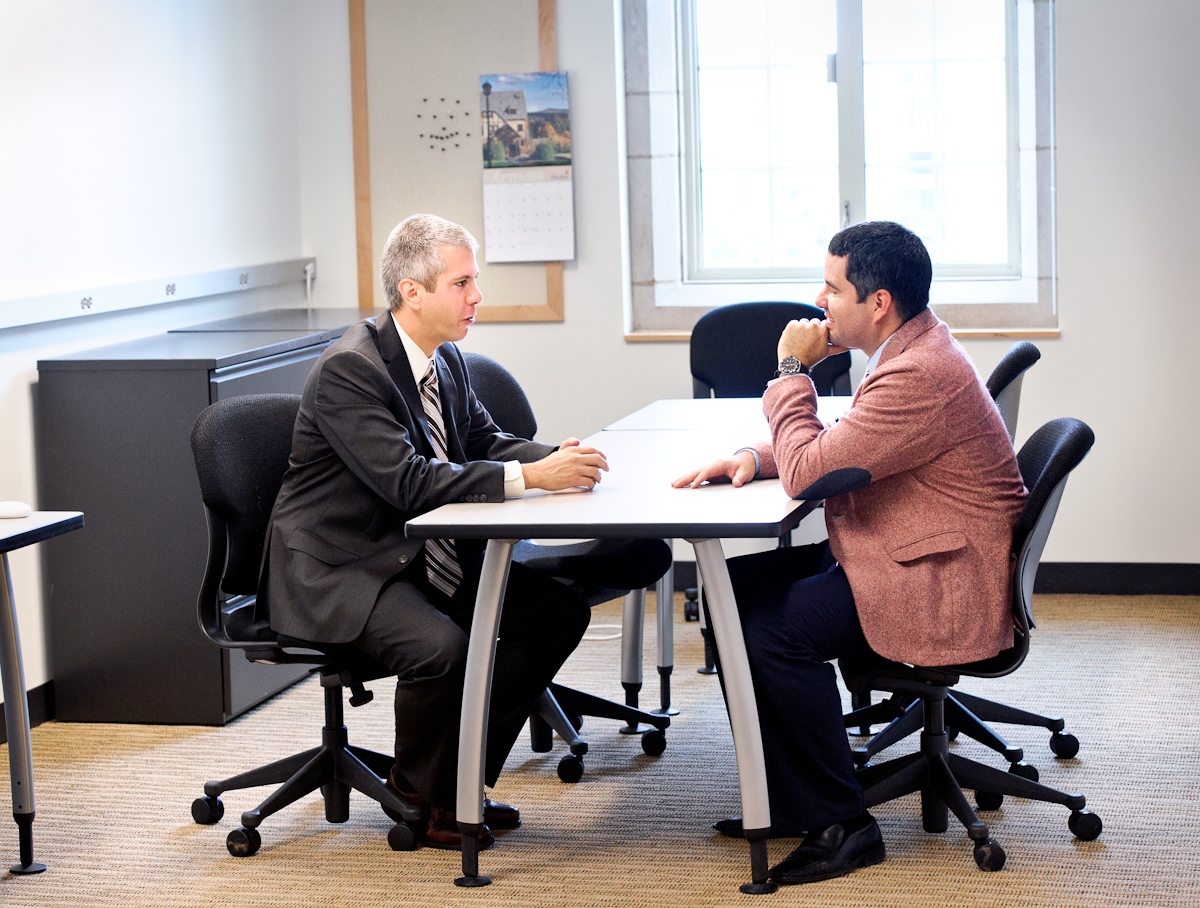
xmin=483 ymin=797 xmax=521 ymax=830
xmin=712 ymin=816 xmax=806 ymax=839
xmin=768 ymin=813 xmax=885 ymax=884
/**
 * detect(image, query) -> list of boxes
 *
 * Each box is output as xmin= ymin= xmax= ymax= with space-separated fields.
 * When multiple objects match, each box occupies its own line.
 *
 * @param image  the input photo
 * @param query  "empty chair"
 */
xmin=987 ymin=341 xmax=1042 ymax=440
xmin=843 ymin=418 xmax=1100 ymax=872
xmin=690 ymin=301 xmax=853 ymax=399
xmin=189 ymin=393 xmax=422 ymax=856
xmin=462 ymin=352 xmax=674 ymax=782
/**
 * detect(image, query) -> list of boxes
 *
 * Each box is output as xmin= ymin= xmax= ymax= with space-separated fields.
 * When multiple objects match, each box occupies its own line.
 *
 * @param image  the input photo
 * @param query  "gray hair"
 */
xmin=380 ymin=214 xmax=479 ymax=310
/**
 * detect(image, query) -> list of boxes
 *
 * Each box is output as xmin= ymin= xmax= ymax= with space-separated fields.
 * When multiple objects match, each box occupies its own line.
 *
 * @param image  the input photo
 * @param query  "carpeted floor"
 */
xmin=1 ymin=593 xmax=1198 ymax=907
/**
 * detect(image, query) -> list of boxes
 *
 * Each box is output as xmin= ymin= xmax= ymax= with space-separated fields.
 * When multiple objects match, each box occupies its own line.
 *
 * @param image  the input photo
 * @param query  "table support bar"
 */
xmin=689 ymin=539 xmax=774 ymax=892
xmin=455 ymin=539 xmax=516 ymax=888
xmin=0 ymin=553 xmax=45 ymax=874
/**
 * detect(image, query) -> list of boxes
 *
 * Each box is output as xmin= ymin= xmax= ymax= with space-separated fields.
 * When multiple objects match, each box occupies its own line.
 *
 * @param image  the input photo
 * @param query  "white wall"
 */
xmin=0 ymin=0 xmax=358 ymax=699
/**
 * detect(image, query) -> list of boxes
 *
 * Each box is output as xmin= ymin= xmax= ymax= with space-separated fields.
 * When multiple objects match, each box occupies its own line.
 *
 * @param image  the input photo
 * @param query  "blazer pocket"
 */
xmin=287 ymin=528 xmax=362 ymax=566
xmin=889 ymin=530 xmax=967 ymax=563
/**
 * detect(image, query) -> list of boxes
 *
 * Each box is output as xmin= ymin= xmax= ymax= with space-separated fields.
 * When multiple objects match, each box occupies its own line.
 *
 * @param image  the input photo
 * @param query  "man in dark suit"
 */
xmin=260 ymin=214 xmax=605 ymax=850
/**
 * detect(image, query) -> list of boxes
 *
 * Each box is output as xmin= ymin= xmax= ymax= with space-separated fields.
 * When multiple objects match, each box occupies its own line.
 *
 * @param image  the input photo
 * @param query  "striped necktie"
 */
xmin=419 ymin=360 xmax=463 ymax=597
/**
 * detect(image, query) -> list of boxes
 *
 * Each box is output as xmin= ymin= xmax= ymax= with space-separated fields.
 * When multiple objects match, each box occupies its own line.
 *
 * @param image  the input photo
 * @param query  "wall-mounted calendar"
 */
xmin=479 ymin=71 xmax=575 ymax=263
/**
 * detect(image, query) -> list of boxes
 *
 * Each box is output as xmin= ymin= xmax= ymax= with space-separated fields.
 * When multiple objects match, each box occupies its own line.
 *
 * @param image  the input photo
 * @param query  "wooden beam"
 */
xmin=539 ymin=0 xmax=557 ymax=70
xmin=476 ymin=0 xmax=566 ymax=324
xmin=348 ymin=0 xmax=374 ymax=312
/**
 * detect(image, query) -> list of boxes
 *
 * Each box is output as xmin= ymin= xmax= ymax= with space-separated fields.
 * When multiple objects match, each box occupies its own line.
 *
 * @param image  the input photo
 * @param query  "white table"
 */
xmin=407 ymin=426 xmax=819 ymax=894
xmin=0 ymin=511 xmax=84 ymax=874
xmin=605 ymin=395 xmax=851 ymax=433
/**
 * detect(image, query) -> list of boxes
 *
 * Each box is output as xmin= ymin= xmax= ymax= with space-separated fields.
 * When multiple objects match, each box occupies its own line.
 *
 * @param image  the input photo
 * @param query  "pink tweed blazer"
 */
xmin=753 ymin=309 xmax=1027 ymax=665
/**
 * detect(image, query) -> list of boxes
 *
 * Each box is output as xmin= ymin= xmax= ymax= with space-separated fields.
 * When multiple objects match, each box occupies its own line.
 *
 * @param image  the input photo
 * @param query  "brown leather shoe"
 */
xmin=423 ymin=805 xmax=495 ymax=851
xmin=483 ymin=797 xmax=521 ymax=830
xmin=382 ymin=768 xmax=429 ymax=826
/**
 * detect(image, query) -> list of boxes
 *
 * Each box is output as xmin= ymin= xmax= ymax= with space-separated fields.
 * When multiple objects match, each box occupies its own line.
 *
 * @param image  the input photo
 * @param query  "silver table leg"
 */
xmin=689 ymin=538 xmax=777 ymax=894
xmin=653 ymin=558 xmax=679 ymax=716
xmin=0 ymin=552 xmax=45 ymax=874
xmin=454 ymin=538 xmax=516 ymax=888
xmin=618 ymin=589 xmax=653 ymax=732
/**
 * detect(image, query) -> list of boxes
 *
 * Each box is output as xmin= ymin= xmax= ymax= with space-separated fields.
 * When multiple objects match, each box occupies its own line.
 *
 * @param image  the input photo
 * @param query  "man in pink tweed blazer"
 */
xmin=674 ymin=222 xmax=1026 ymax=885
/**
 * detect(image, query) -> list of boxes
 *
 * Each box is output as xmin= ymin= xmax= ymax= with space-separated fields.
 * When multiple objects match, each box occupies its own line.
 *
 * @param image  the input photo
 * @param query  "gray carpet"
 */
xmin=1 ymin=593 xmax=1197 ymax=907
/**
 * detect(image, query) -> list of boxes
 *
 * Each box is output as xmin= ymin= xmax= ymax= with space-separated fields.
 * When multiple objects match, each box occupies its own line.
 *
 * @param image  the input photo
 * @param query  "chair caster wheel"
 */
xmin=1009 ymin=760 xmax=1039 ymax=782
xmin=974 ymin=838 xmax=1005 ymax=871
xmin=975 ymin=790 xmax=1004 ymax=811
xmin=388 ymin=822 xmax=419 ymax=851
xmin=227 ymin=826 xmax=262 ymax=857
xmin=1069 ymin=809 xmax=1102 ymax=841
xmin=557 ymin=754 xmax=584 ymax=783
xmin=192 ymin=795 xmax=224 ymax=825
xmin=947 ymin=726 xmax=960 ymax=742
xmin=569 ymin=714 xmax=583 ymax=732
xmin=641 ymin=729 xmax=667 ymax=756
xmin=1050 ymin=731 xmax=1080 ymax=759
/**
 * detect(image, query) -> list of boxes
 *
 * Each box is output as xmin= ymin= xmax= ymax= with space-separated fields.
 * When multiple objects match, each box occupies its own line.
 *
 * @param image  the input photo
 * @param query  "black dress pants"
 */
xmin=350 ymin=548 xmax=590 ymax=809
xmin=712 ymin=542 xmax=875 ymax=833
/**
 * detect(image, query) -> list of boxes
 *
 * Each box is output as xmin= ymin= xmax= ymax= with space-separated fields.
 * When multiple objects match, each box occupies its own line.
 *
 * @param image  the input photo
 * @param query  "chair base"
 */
xmin=857 ymin=695 xmax=1099 ymax=871
xmin=845 ymin=689 xmax=1076 ymax=768
xmin=529 ymin=683 xmax=670 ymax=782
xmin=193 ymin=674 xmax=424 ymax=852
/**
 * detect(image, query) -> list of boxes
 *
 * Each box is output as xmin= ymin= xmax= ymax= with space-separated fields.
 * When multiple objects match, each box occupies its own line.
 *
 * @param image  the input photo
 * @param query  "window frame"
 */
xmin=622 ymin=0 xmax=1058 ymax=339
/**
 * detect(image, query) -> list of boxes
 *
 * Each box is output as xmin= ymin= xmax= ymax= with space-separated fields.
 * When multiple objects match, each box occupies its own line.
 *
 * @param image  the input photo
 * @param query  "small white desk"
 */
xmin=407 ymin=426 xmax=817 ymax=894
xmin=0 ymin=511 xmax=84 ymax=874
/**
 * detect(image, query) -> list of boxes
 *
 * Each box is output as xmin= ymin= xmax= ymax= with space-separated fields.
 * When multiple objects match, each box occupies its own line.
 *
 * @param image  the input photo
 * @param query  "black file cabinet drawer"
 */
xmin=36 ymin=317 xmax=357 ymax=725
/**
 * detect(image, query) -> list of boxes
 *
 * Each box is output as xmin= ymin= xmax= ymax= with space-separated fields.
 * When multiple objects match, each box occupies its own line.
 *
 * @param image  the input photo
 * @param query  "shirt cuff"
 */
xmin=734 ymin=447 xmax=761 ymax=479
xmin=503 ymin=460 xmax=526 ymax=499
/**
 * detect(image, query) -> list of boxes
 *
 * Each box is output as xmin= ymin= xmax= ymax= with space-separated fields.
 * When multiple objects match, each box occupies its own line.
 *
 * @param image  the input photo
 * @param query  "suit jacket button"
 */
xmin=399 ymin=555 xmax=408 ymax=563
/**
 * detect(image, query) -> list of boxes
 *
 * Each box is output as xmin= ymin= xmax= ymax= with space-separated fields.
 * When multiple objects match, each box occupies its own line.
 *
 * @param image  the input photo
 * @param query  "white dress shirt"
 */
xmin=390 ymin=312 xmax=526 ymax=498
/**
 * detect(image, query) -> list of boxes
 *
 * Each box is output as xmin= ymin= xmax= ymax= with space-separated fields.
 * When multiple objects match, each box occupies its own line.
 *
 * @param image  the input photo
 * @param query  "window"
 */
xmin=623 ymin=0 xmax=1056 ymax=337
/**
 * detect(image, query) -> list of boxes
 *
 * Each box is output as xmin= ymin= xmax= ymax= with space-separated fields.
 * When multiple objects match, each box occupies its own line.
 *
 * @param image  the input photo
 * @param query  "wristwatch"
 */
xmin=777 ymin=355 xmax=809 ymax=377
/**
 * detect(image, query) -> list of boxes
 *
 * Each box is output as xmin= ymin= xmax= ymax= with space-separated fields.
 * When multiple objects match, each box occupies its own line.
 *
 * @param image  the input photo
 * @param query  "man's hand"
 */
xmin=778 ymin=318 xmax=850 ymax=368
xmin=523 ymin=437 xmax=609 ymax=491
xmin=671 ymin=450 xmax=756 ymax=489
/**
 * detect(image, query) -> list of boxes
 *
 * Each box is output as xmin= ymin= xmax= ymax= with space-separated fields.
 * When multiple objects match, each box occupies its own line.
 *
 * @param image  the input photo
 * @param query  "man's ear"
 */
xmin=398 ymin=277 xmax=422 ymax=310
xmin=870 ymin=288 xmax=894 ymax=324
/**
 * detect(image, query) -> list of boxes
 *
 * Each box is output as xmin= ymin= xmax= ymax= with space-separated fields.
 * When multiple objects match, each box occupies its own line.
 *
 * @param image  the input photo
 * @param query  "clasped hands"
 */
xmin=523 ymin=437 xmax=609 ymax=492
xmin=671 ymin=318 xmax=846 ymax=490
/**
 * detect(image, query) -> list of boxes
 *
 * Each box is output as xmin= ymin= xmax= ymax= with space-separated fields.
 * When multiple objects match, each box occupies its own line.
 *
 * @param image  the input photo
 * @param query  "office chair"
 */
xmin=987 ymin=341 xmax=1042 ymax=441
xmin=189 ymin=393 xmax=423 ymax=856
xmin=842 ymin=417 xmax=1100 ymax=871
xmin=462 ymin=352 xmax=674 ymax=782
xmin=845 ymin=341 xmax=1078 ymax=770
xmin=690 ymin=301 xmax=852 ymax=399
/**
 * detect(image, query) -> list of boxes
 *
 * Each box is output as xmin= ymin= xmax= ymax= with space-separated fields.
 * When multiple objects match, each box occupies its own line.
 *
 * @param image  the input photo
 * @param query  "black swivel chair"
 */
xmin=988 ymin=340 xmax=1042 ymax=441
xmin=189 ymin=394 xmax=423 ymax=856
xmin=462 ymin=352 xmax=675 ymax=782
xmin=690 ymin=301 xmax=853 ymax=399
xmin=842 ymin=418 xmax=1101 ymax=872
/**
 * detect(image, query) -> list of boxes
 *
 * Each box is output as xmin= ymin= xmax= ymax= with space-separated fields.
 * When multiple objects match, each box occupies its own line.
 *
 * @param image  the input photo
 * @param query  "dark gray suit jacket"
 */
xmin=260 ymin=314 xmax=553 ymax=643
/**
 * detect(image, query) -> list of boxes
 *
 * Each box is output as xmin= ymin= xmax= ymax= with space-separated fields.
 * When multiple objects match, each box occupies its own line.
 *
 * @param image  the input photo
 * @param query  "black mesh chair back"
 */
xmin=191 ymin=393 xmax=300 ymax=644
xmin=986 ymin=341 xmax=1041 ymax=440
xmin=461 ymin=352 xmax=537 ymax=440
xmin=690 ymin=301 xmax=853 ymax=398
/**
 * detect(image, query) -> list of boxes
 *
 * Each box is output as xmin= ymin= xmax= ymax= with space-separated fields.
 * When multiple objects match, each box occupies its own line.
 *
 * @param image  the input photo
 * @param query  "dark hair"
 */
xmin=827 ymin=221 xmax=932 ymax=322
